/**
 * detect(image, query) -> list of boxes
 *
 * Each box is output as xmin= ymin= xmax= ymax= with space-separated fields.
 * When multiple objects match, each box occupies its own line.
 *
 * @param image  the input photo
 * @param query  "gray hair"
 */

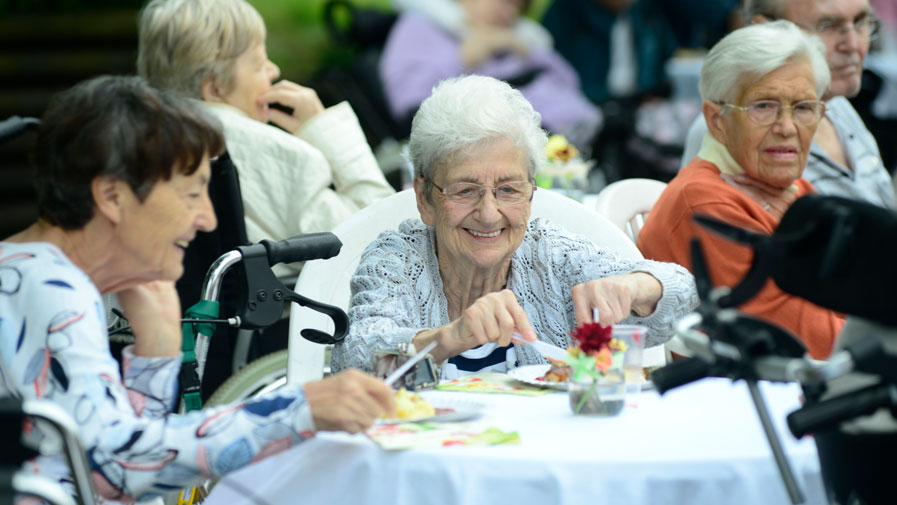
xmin=407 ymin=75 xmax=548 ymax=199
xmin=137 ymin=0 xmax=266 ymax=98
xmin=700 ymin=20 xmax=830 ymax=104
xmin=742 ymin=0 xmax=787 ymax=24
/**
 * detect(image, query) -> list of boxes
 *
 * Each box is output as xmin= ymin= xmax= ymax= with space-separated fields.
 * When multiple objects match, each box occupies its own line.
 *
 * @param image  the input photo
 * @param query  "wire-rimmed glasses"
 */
xmin=764 ymin=12 xmax=881 ymax=40
xmin=719 ymin=100 xmax=826 ymax=126
xmin=425 ymin=177 xmax=536 ymax=206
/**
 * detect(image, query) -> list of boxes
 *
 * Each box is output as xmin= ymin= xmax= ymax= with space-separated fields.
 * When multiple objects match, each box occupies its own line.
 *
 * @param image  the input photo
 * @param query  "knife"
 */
xmin=512 ymin=332 xmax=569 ymax=362
xmin=384 ymin=340 xmax=438 ymax=387
xmin=528 ymin=340 xmax=569 ymax=362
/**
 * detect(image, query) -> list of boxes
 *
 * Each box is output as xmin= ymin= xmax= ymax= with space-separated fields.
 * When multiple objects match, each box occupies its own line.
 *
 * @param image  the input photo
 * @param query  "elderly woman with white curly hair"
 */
xmin=639 ymin=21 xmax=841 ymax=359
xmin=332 ymin=75 xmax=697 ymax=379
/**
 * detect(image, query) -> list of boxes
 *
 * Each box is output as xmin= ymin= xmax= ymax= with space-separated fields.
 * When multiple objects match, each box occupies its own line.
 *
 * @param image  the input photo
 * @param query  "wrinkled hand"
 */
xmin=116 ymin=281 xmax=182 ymax=357
xmin=303 ymin=369 xmax=397 ymax=433
xmin=461 ymin=27 xmax=528 ymax=68
xmin=417 ymin=290 xmax=537 ymax=362
xmin=259 ymin=80 xmax=325 ymax=134
xmin=571 ymin=273 xmax=663 ymax=326
xmin=720 ymin=173 xmax=797 ymax=220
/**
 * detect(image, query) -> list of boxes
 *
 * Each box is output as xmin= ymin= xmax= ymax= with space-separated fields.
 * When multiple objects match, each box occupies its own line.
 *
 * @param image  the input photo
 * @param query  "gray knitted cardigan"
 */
xmin=331 ymin=217 xmax=698 ymax=377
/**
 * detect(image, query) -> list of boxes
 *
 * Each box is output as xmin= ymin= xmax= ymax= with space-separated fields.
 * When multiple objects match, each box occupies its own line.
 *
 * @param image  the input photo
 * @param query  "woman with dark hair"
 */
xmin=0 ymin=75 xmax=394 ymax=504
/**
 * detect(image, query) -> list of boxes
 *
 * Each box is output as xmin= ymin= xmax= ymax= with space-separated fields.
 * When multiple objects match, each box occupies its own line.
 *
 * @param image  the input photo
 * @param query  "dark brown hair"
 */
xmin=32 ymin=75 xmax=225 ymax=229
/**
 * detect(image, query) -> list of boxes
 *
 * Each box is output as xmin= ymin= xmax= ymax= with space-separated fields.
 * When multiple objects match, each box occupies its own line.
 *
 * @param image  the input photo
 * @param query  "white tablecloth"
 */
xmin=206 ymin=378 xmax=827 ymax=505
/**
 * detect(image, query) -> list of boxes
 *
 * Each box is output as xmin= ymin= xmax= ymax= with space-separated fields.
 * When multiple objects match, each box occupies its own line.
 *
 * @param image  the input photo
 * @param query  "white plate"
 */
xmin=378 ymin=397 xmax=485 ymax=424
xmin=509 ymin=364 xmax=656 ymax=391
xmin=507 ymin=364 xmax=568 ymax=391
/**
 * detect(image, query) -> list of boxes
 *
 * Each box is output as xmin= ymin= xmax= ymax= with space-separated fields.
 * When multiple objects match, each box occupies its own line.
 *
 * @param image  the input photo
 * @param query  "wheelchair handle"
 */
xmin=787 ymin=383 xmax=897 ymax=439
xmin=0 ymin=115 xmax=40 ymax=143
xmin=260 ymin=232 xmax=342 ymax=267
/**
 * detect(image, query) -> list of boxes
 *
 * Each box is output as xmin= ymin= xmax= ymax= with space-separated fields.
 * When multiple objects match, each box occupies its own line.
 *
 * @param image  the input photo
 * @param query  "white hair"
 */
xmin=700 ymin=20 xmax=831 ymax=104
xmin=407 ymin=75 xmax=548 ymax=197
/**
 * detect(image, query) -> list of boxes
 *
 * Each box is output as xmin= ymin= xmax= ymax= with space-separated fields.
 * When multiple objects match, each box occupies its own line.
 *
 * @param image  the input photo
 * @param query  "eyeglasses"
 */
xmin=425 ymin=177 xmax=536 ymax=206
xmin=719 ymin=100 xmax=826 ymax=126
xmin=766 ymin=13 xmax=881 ymax=40
xmin=812 ymin=14 xmax=881 ymax=40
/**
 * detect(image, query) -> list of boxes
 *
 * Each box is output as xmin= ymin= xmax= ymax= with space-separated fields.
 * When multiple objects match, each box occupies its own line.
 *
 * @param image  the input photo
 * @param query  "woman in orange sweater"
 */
xmin=638 ymin=21 xmax=842 ymax=359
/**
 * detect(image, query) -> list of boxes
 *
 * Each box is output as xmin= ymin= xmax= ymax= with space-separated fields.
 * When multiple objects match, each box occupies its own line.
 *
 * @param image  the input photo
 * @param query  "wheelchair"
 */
xmin=651 ymin=194 xmax=897 ymax=505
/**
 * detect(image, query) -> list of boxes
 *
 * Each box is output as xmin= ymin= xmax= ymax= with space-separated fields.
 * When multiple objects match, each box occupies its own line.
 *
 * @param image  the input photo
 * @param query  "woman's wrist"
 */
xmin=132 ymin=327 xmax=182 ymax=358
xmin=413 ymin=327 xmax=453 ymax=363
xmin=630 ymin=272 xmax=663 ymax=317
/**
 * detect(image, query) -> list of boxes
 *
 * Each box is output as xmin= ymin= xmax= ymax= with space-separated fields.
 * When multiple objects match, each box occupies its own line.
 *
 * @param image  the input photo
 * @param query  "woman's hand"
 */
xmin=259 ymin=80 xmax=325 ymax=135
xmin=460 ymin=27 xmax=528 ymax=68
xmin=571 ymin=273 xmax=663 ymax=326
xmin=414 ymin=289 xmax=537 ymax=362
xmin=116 ymin=280 xmax=182 ymax=357
xmin=720 ymin=173 xmax=798 ymax=220
xmin=303 ymin=369 xmax=397 ymax=433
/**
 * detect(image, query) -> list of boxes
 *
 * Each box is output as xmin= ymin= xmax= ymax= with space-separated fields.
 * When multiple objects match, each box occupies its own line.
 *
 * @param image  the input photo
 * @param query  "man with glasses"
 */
xmin=680 ymin=0 xmax=896 ymax=210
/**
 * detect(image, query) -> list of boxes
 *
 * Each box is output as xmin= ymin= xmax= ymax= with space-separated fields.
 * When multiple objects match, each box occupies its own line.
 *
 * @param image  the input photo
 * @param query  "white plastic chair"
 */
xmin=592 ymin=178 xmax=691 ymax=359
xmin=592 ymin=178 xmax=668 ymax=243
xmin=287 ymin=188 xmax=665 ymax=385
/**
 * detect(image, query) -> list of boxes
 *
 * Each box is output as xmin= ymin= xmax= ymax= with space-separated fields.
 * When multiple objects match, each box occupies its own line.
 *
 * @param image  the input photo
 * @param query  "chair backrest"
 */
xmin=592 ymin=178 xmax=668 ymax=243
xmin=287 ymin=189 xmax=662 ymax=385
xmin=592 ymin=178 xmax=692 ymax=359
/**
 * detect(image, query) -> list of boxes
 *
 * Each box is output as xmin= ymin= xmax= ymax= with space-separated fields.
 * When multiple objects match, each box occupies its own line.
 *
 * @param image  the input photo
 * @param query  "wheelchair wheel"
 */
xmin=206 ymin=350 xmax=288 ymax=407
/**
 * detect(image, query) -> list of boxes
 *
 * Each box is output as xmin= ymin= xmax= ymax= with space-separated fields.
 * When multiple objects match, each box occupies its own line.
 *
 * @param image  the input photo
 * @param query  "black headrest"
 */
xmin=694 ymin=194 xmax=897 ymax=325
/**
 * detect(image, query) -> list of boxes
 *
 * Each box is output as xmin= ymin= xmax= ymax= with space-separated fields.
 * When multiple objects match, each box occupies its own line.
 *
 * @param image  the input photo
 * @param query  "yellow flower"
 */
xmin=545 ymin=134 xmax=579 ymax=163
xmin=608 ymin=338 xmax=628 ymax=352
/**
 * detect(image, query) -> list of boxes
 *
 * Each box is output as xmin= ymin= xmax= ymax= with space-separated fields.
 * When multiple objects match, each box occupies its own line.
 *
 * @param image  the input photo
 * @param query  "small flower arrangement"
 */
xmin=536 ymin=135 xmax=593 ymax=201
xmin=565 ymin=322 xmax=628 ymax=382
xmin=565 ymin=322 xmax=628 ymax=415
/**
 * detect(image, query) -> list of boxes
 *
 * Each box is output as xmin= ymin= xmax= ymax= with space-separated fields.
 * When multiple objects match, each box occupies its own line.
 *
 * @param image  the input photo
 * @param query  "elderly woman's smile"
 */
xmin=418 ymin=137 xmax=532 ymax=272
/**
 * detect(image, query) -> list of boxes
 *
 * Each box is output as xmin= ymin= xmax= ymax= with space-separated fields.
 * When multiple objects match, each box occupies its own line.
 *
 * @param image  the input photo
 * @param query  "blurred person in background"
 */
xmin=393 ymin=0 xmax=554 ymax=50
xmin=138 ymin=0 xmax=395 ymax=280
xmin=541 ymin=0 xmax=682 ymax=182
xmin=138 ymin=0 xmax=395 ymax=402
xmin=379 ymin=0 xmax=602 ymax=152
xmin=681 ymin=0 xmax=896 ymax=210
xmin=542 ymin=0 xmax=678 ymax=105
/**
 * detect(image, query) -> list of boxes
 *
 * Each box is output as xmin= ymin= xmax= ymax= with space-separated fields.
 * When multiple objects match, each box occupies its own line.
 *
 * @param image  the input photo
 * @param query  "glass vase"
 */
xmin=568 ymin=373 xmax=625 ymax=417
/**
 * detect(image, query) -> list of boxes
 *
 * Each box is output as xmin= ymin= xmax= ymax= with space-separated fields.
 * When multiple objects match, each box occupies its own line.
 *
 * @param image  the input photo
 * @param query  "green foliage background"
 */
xmin=254 ymin=0 xmax=552 ymax=83
xmin=0 ymin=0 xmax=552 ymax=84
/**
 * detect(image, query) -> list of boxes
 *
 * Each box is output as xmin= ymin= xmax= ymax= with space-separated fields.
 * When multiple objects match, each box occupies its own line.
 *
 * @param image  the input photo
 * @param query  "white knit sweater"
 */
xmin=331 ymin=217 xmax=698 ymax=377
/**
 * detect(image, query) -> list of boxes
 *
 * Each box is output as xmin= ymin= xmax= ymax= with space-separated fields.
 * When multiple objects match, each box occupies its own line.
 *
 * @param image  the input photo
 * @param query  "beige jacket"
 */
xmin=202 ymin=101 xmax=395 ymax=277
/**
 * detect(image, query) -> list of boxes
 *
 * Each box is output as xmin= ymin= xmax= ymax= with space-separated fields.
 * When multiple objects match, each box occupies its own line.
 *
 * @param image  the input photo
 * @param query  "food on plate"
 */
xmin=539 ymin=358 xmax=571 ymax=382
xmin=394 ymin=387 xmax=436 ymax=420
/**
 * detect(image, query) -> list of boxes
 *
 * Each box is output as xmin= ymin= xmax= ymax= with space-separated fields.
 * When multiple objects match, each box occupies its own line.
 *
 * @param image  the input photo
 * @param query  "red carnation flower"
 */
xmin=569 ymin=322 xmax=613 ymax=354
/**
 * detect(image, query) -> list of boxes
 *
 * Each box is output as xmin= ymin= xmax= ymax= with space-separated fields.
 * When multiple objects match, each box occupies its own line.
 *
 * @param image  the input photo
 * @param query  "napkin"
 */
xmin=436 ymin=372 xmax=553 ymax=395
xmin=367 ymin=422 xmax=520 ymax=451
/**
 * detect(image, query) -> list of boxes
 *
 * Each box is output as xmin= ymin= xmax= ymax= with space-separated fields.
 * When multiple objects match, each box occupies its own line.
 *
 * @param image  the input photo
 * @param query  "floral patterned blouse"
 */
xmin=0 ymin=242 xmax=315 ymax=504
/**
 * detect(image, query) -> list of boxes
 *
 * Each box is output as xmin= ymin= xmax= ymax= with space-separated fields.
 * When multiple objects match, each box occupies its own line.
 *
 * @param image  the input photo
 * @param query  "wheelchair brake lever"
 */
xmin=283 ymin=289 xmax=349 ymax=344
